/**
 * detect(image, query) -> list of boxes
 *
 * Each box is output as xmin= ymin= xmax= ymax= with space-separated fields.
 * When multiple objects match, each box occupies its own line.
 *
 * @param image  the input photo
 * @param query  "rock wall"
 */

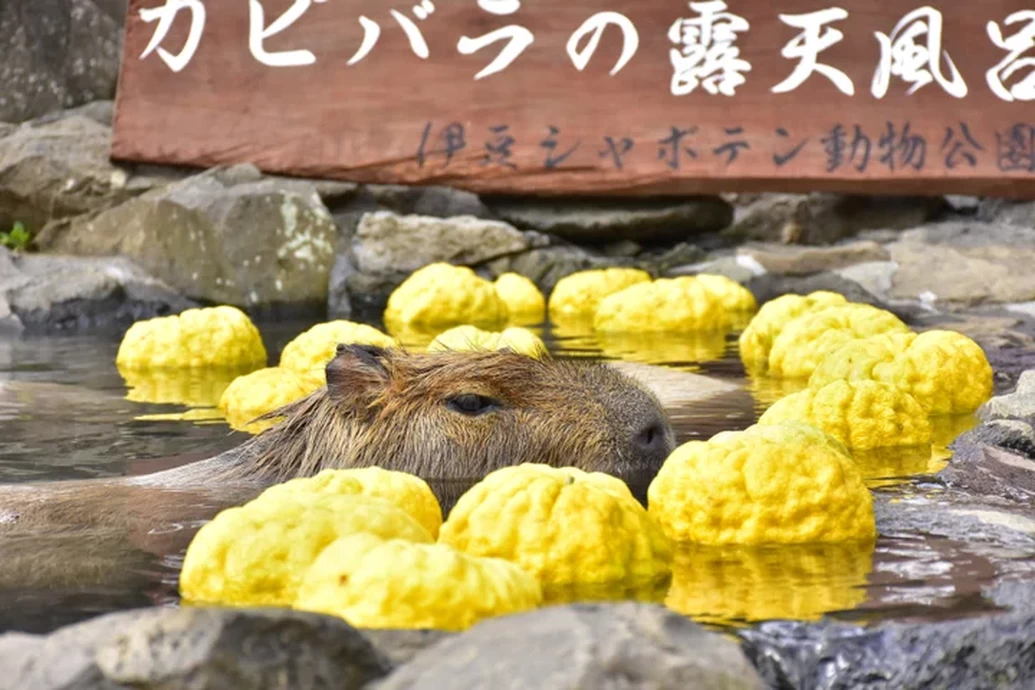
xmin=4 ymin=104 xmax=1035 ymax=350
xmin=0 ymin=0 xmax=125 ymax=123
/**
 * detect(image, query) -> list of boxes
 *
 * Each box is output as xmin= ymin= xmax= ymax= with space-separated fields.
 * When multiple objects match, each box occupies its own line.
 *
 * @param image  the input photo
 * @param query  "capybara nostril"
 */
xmin=635 ymin=422 xmax=669 ymax=454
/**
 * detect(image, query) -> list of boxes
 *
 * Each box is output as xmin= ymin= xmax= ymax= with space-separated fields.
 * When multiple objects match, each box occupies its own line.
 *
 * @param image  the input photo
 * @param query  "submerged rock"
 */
xmin=0 ymin=607 xmax=392 ymax=690
xmin=0 ymin=247 xmax=194 ymax=332
xmin=376 ymin=602 xmax=764 ymax=690
xmin=482 ymin=195 xmax=734 ymax=246
xmin=36 ymin=165 xmax=338 ymax=310
xmin=943 ymin=422 xmax=1035 ymax=505
xmin=739 ymin=581 xmax=1035 ymax=690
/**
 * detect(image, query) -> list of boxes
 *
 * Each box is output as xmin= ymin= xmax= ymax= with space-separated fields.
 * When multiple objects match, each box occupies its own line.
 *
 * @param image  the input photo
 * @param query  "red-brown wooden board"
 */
xmin=112 ymin=1 xmax=1035 ymax=197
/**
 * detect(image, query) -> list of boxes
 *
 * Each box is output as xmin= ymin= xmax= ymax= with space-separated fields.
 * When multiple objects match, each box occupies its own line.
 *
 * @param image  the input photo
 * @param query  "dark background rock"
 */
xmin=976 ymin=198 xmax=1035 ymax=226
xmin=0 ymin=0 xmax=124 ymax=123
xmin=723 ymin=193 xmax=947 ymax=245
xmin=375 ymin=602 xmax=764 ymax=690
xmin=481 ymin=195 xmax=734 ymax=246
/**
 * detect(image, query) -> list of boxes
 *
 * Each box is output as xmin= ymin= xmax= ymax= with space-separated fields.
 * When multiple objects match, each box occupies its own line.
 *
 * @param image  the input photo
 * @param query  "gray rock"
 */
xmin=640 ymin=242 xmax=709 ymax=275
xmin=941 ymin=436 xmax=1035 ymax=505
xmin=0 ymin=0 xmax=123 ymax=123
xmin=28 ymin=100 xmax=114 ymax=128
xmin=327 ymin=236 xmax=358 ymax=320
xmin=480 ymin=243 xmax=642 ymax=295
xmin=0 ymin=247 xmax=194 ymax=332
xmin=0 ymin=608 xmax=165 ymax=690
xmin=887 ymin=221 xmax=1035 ymax=308
xmin=944 ymin=194 xmax=981 ymax=213
xmin=738 ymin=240 xmax=890 ymax=276
xmin=723 ymin=193 xmax=946 ymax=245
xmin=365 ymin=184 xmax=496 ymax=219
xmin=835 ymin=260 xmax=898 ymax=299
xmin=354 ymin=211 xmax=530 ymax=275
xmin=482 ymin=195 xmax=734 ymax=245
xmin=325 ymin=186 xmax=500 ymax=319
xmin=955 ymin=420 xmax=1035 ymax=460
xmin=1005 ymin=301 xmax=1035 ymax=320
xmin=375 ymin=602 xmax=764 ymax=690
xmin=0 ymin=607 xmax=392 ymax=690
xmin=873 ymin=488 xmax=1035 ymax=550
xmin=361 ymin=629 xmax=454 ymax=667
xmin=739 ymin=586 xmax=1035 ymax=690
xmin=665 ymin=253 xmax=766 ymax=283
xmin=745 ymin=272 xmax=892 ymax=312
xmin=0 ymin=116 xmax=152 ymax=234
xmin=979 ymin=370 xmax=1035 ymax=426
xmin=977 ymin=198 xmax=1035 ymax=227
xmin=36 ymin=165 xmax=338 ymax=309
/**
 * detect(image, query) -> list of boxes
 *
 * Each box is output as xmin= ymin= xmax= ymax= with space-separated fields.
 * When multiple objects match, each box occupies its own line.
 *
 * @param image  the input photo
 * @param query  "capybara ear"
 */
xmin=325 ymin=344 xmax=392 ymax=411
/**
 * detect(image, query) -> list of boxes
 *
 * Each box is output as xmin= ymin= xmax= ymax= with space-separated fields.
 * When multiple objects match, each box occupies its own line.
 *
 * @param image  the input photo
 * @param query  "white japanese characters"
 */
xmin=135 ymin=0 xmax=1034 ymax=104
xmin=667 ymin=1 xmax=751 ymax=96
xmin=457 ymin=0 xmax=534 ymax=80
xmin=986 ymin=11 xmax=1035 ymax=102
xmin=871 ymin=6 xmax=967 ymax=98
xmin=139 ymin=0 xmax=205 ymax=73
xmin=567 ymin=12 xmax=639 ymax=76
xmin=772 ymin=8 xmax=853 ymax=95
xmin=249 ymin=0 xmax=325 ymax=68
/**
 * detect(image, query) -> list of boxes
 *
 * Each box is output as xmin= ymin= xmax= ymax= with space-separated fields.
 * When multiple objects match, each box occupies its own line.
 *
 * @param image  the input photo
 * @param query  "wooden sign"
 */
xmin=112 ymin=1 xmax=1035 ymax=197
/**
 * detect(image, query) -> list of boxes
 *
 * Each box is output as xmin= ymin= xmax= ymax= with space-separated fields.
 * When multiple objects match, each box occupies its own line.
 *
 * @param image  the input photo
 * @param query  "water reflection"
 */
xmin=665 ymin=542 xmax=875 ymax=625
xmin=118 ymin=364 xmax=256 ymax=408
xmin=597 ymin=331 xmax=729 ymax=368
xmin=745 ymin=374 xmax=809 ymax=410
xmin=853 ymin=445 xmax=945 ymax=488
xmin=544 ymin=577 xmax=671 ymax=607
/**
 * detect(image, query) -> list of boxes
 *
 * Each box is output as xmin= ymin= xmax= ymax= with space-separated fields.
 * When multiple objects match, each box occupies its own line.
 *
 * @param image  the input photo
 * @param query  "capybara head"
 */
xmin=244 ymin=344 xmax=675 ymax=485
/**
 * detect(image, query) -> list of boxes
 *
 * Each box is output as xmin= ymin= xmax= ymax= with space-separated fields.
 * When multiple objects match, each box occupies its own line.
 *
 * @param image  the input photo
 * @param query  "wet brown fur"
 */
xmin=237 ymin=345 xmax=675 ymax=483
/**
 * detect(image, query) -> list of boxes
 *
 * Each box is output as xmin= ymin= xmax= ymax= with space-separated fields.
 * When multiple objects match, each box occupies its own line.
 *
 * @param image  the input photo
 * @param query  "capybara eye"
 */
xmin=447 ymin=394 xmax=501 ymax=416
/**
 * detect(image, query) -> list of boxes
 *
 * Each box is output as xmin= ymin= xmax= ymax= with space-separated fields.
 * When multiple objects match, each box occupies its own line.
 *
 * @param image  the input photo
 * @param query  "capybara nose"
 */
xmin=634 ymin=422 xmax=670 ymax=455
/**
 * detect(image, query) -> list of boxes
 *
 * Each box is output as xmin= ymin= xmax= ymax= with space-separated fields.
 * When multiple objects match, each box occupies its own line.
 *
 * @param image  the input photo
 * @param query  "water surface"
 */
xmin=1 ymin=320 xmax=1032 ymax=635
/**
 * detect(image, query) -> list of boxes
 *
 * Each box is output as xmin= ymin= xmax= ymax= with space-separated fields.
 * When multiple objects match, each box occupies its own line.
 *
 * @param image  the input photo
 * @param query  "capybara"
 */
xmin=0 ymin=345 xmax=676 ymax=593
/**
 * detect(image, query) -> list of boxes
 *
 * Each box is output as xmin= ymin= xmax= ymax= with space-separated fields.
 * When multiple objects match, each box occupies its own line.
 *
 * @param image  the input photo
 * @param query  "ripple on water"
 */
xmin=0 ymin=320 xmax=1031 ymax=635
